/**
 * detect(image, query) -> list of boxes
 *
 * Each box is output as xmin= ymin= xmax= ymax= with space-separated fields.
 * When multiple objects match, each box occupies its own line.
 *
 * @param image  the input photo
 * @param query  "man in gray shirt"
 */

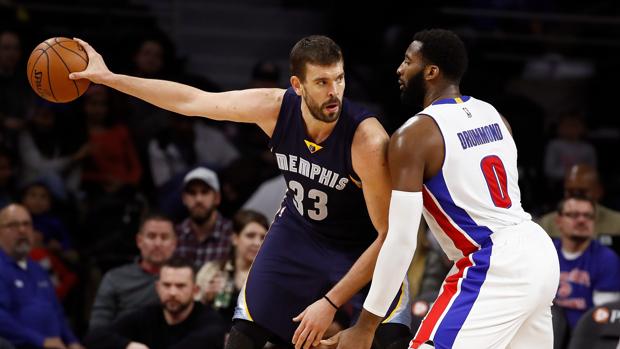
xmin=89 ymin=214 xmax=177 ymax=330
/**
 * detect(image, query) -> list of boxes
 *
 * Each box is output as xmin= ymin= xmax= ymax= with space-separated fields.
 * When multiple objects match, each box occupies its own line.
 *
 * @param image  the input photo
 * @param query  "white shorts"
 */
xmin=411 ymin=221 xmax=560 ymax=349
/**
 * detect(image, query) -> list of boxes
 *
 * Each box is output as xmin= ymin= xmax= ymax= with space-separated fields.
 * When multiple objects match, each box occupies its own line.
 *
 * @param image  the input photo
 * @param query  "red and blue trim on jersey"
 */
xmin=411 ymin=169 xmax=494 ymax=348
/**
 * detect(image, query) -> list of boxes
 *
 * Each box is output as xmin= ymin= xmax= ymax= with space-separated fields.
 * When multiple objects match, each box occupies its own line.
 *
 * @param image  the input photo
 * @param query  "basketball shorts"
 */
xmin=410 ymin=220 xmax=560 ymax=349
xmin=234 ymin=208 xmax=411 ymax=342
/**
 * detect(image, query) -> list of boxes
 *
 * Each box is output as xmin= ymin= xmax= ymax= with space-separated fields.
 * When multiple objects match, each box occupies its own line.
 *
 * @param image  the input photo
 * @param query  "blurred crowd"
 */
xmin=1 ymin=1 xmax=620 ymax=348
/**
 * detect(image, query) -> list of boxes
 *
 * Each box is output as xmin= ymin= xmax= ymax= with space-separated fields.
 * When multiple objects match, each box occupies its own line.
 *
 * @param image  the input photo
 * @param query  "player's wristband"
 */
xmin=323 ymin=295 xmax=339 ymax=310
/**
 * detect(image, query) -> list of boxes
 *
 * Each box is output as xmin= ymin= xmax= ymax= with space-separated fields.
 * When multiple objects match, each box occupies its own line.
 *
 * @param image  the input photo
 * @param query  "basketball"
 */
xmin=26 ymin=37 xmax=91 ymax=103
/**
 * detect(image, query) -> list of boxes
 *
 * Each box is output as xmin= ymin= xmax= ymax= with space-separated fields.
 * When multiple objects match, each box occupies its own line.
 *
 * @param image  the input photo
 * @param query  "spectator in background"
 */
xmin=85 ymin=258 xmax=226 ymax=349
xmin=544 ymin=112 xmax=597 ymax=192
xmin=20 ymin=181 xmax=74 ymax=257
xmin=173 ymin=167 xmax=232 ymax=270
xmin=538 ymin=164 xmax=620 ymax=237
xmin=81 ymin=85 xmax=142 ymax=196
xmin=21 ymin=181 xmax=78 ymax=300
xmin=148 ymin=116 xmax=239 ymax=187
xmin=0 ymin=204 xmax=83 ymax=349
xmin=0 ymin=29 xmax=34 ymax=151
xmin=18 ymin=101 xmax=88 ymax=201
xmin=0 ymin=147 xmax=16 ymax=208
xmin=218 ymin=60 xmax=282 ymax=217
xmin=89 ymin=214 xmax=176 ymax=330
xmin=553 ymin=195 xmax=620 ymax=329
xmin=195 ymin=209 xmax=268 ymax=329
xmin=148 ymin=117 xmax=239 ymax=219
xmin=248 ymin=60 xmax=281 ymax=89
xmin=125 ymin=37 xmax=175 ymax=153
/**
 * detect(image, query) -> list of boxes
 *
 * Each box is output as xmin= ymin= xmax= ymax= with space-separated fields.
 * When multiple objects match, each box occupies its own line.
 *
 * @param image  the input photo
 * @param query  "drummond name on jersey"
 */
xmin=275 ymin=153 xmax=349 ymax=190
xmin=457 ymin=123 xmax=503 ymax=150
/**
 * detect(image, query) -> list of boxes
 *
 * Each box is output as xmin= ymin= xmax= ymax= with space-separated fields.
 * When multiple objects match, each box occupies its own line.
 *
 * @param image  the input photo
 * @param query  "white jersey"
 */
xmin=418 ymin=96 xmax=531 ymax=261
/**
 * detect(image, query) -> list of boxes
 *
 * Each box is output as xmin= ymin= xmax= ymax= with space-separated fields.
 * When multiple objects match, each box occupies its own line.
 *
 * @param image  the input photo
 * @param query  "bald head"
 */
xmin=564 ymin=164 xmax=602 ymax=202
xmin=0 ymin=204 xmax=33 ymax=261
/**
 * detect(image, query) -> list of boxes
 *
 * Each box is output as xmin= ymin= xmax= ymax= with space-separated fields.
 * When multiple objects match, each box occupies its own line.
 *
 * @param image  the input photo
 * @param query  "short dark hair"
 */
xmin=232 ymin=209 xmax=269 ymax=235
xmin=290 ymin=35 xmax=343 ymax=81
xmin=557 ymin=194 xmax=596 ymax=215
xmin=138 ymin=212 xmax=173 ymax=234
xmin=413 ymin=29 xmax=468 ymax=83
xmin=161 ymin=257 xmax=196 ymax=279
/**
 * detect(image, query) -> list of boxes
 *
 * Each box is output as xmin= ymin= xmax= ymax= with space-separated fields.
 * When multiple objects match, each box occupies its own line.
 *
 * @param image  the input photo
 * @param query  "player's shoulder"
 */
xmin=393 ymin=114 xmax=439 ymax=143
xmin=354 ymin=117 xmax=388 ymax=147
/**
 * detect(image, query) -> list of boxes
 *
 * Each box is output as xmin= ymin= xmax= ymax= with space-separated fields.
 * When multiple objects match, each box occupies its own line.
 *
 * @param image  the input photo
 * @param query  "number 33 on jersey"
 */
xmin=269 ymin=88 xmax=378 ymax=246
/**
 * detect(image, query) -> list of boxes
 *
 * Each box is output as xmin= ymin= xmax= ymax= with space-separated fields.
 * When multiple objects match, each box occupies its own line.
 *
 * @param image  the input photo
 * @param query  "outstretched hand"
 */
xmin=292 ymin=297 xmax=337 ymax=349
xmin=69 ymin=38 xmax=112 ymax=84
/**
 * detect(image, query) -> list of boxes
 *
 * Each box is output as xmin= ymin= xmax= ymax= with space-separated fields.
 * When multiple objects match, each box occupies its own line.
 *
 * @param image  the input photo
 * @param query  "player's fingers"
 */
xmin=312 ymin=329 xmax=326 ymax=347
xmin=68 ymin=72 xmax=82 ymax=80
xmin=292 ymin=308 xmax=306 ymax=322
xmin=303 ymin=331 xmax=317 ymax=349
xmin=318 ymin=336 xmax=337 ymax=349
xmin=73 ymin=38 xmax=90 ymax=49
xmin=294 ymin=327 xmax=311 ymax=349
xmin=73 ymin=38 xmax=98 ymax=56
xmin=292 ymin=321 xmax=304 ymax=345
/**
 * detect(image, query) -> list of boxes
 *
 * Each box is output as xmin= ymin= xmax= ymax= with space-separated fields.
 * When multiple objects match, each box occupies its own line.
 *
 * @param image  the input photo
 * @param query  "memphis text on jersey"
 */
xmin=457 ymin=123 xmax=503 ymax=150
xmin=275 ymin=153 xmax=349 ymax=190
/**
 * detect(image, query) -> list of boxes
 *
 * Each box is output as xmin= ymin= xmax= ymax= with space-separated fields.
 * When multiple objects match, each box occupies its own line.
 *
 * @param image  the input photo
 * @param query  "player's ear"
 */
xmin=290 ymin=76 xmax=303 ymax=96
xmin=425 ymin=65 xmax=440 ymax=80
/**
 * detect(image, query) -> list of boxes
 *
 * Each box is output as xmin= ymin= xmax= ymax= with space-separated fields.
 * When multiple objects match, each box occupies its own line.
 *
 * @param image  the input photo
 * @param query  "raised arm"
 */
xmin=292 ymin=117 xmax=391 ymax=349
xmin=69 ymin=38 xmax=284 ymax=136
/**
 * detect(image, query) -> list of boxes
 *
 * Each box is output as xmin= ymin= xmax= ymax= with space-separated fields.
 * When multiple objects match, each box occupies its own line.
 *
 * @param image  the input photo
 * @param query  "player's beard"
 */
xmin=401 ymin=70 xmax=427 ymax=110
xmin=303 ymin=90 xmax=341 ymax=123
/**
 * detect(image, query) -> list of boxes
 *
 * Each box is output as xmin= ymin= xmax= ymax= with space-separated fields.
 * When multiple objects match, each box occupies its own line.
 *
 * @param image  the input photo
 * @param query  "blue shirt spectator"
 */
xmin=0 ymin=204 xmax=82 ymax=349
xmin=553 ymin=196 xmax=620 ymax=328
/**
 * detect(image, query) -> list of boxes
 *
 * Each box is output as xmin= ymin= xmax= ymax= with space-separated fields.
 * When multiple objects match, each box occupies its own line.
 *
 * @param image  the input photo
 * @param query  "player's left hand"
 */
xmin=292 ymin=297 xmax=337 ymax=349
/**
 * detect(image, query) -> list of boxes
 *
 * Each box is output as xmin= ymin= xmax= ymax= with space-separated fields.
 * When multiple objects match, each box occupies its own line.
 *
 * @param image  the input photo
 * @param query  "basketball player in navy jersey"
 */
xmin=71 ymin=36 xmax=411 ymax=349
xmin=326 ymin=29 xmax=559 ymax=349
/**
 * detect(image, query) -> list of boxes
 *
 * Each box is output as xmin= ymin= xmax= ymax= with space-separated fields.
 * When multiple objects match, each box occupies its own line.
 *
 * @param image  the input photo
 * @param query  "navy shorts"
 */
xmin=234 ymin=208 xmax=411 ymax=342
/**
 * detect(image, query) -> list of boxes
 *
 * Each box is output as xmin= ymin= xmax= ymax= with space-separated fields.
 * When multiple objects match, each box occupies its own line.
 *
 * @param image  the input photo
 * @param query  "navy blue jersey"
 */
xmin=269 ymin=88 xmax=376 ymax=246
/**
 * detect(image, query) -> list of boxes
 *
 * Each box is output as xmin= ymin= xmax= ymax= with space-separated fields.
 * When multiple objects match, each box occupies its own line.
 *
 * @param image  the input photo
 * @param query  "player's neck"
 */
xmin=424 ymin=84 xmax=461 ymax=108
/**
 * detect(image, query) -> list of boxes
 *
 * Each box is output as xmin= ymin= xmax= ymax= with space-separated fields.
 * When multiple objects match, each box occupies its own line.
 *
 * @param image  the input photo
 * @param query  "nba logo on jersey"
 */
xmin=462 ymin=107 xmax=472 ymax=118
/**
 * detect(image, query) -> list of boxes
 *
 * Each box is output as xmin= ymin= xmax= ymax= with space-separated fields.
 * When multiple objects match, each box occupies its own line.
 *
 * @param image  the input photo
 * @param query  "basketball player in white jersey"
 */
xmin=324 ymin=29 xmax=560 ymax=349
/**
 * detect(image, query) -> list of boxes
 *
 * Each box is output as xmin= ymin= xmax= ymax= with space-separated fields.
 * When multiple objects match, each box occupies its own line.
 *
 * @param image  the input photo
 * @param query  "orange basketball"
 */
xmin=26 ymin=37 xmax=90 ymax=103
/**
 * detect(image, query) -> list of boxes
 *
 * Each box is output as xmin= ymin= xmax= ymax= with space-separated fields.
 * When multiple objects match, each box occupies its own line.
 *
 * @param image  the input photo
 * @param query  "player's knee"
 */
xmin=375 ymin=323 xmax=411 ymax=349
xmin=226 ymin=327 xmax=255 ymax=349
xmin=226 ymin=320 xmax=271 ymax=349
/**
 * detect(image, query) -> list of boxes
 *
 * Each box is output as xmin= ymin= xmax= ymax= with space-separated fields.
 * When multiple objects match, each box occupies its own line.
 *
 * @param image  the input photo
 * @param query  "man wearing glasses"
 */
xmin=0 ymin=204 xmax=83 ymax=349
xmin=554 ymin=195 xmax=620 ymax=329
